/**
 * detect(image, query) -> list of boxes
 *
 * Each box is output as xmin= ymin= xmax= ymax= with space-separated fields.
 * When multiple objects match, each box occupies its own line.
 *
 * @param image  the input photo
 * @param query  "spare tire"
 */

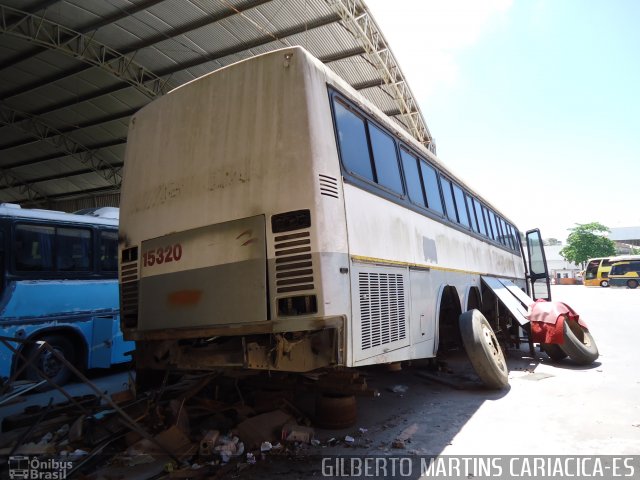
xmin=459 ymin=310 xmax=509 ymax=389
xmin=541 ymin=343 xmax=568 ymax=361
xmin=559 ymin=317 xmax=599 ymax=365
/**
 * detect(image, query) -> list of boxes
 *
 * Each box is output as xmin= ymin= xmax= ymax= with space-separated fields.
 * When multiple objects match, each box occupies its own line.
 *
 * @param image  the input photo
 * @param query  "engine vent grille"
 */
xmin=319 ymin=174 xmax=339 ymax=198
xmin=275 ymin=231 xmax=314 ymax=293
xmin=120 ymin=261 xmax=139 ymax=328
xmin=359 ymin=272 xmax=406 ymax=350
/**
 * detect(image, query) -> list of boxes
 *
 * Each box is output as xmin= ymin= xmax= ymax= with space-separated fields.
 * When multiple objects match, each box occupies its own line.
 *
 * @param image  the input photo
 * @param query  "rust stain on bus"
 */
xmin=168 ymin=290 xmax=203 ymax=306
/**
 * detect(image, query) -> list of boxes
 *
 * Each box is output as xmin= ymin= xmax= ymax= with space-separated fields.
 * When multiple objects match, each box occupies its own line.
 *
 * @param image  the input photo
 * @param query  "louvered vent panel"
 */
xmin=274 ymin=231 xmax=315 ymax=293
xmin=319 ymin=174 xmax=339 ymax=198
xmin=120 ymin=262 xmax=139 ymax=328
xmin=359 ymin=272 xmax=406 ymax=350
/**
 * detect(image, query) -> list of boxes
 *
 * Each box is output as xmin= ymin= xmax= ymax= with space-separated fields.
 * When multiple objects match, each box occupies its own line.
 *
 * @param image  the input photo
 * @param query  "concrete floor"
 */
xmin=240 ymin=285 xmax=640 ymax=478
xmin=2 ymin=285 xmax=638 ymax=477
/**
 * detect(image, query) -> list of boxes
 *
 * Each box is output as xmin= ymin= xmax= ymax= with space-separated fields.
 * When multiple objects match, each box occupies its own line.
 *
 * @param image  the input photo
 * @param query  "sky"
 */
xmin=365 ymin=0 xmax=640 ymax=242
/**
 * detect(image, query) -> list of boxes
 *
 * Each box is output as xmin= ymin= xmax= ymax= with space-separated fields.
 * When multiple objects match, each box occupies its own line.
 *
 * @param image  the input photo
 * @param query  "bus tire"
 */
xmin=627 ymin=280 xmax=638 ymax=289
xmin=25 ymin=335 xmax=75 ymax=388
xmin=600 ymin=280 xmax=609 ymax=287
xmin=459 ymin=310 xmax=509 ymax=389
xmin=559 ymin=318 xmax=599 ymax=365
xmin=541 ymin=343 xmax=567 ymax=361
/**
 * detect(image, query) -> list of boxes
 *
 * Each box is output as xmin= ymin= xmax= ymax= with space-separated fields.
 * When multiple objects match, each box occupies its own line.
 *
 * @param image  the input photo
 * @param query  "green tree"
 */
xmin=560 ymin=222 xmax=616 ymax=268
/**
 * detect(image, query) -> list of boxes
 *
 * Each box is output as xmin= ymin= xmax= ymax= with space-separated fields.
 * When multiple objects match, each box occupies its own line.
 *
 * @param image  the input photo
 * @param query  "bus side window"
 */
xmin=488 ymin=210 xmax=500 ymax=242
xmin=57 ymin=227 xmax=92 ymax=272
xmin=400 ymin=149 xmax=426 ymax=207
xmin=99 ymin=231 xmax=118 ymax=273
xmin=452 ymin=183 xmax=470 ymax=228
xmin=333 ymin=100 xmax=374 ymax=182
xmin=368 ymin=123 xmax=404 ymax=194
xmin=440 ymin=178 xmax=457 ymax=223
xmin=15 ymin=224 xmax=54 ymax=271
xmin=420 ymin=161 xmax=444 ymax=215
xmin=472 ymin=198 xmax=488 ymax=236
xmin=465 ymin=194 xmax=479 ymax=232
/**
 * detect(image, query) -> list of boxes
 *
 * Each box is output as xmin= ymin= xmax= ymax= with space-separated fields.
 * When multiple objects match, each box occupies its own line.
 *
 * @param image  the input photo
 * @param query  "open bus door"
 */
xmin=525 ymin=228 xmax=551 ymax=301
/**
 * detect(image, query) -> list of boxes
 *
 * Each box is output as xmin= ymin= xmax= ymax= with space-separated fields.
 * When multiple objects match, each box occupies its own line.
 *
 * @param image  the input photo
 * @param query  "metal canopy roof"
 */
xmin=0 ymin=0 xmax=435 ymax=210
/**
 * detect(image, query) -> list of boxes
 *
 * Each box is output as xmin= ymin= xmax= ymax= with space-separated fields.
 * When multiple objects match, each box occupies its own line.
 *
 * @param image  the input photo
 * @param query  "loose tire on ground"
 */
xmin=559 ymin=317 xmax=599 ymax=365
xmin=459 ymin=310 xmax=509 ymax=389
xmin=628 ymin=279 xmax=638 ymax=289
xmin=600 ymin=280 xmax=609 ymax=287
xmin=25 ymin=335 xmax=75 ymax=388
xmin=541 ymin=343 xmax=568 ymax=361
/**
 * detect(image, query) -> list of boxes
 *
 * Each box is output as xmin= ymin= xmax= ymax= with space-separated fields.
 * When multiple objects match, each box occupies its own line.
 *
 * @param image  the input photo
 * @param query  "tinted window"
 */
xmin=57 ymin=227 xmax=92 ymax=271
xmin=465 ymin=195 xmax=479 ymax=232
xmin=488 ymin=210 xmax=499 ymax=242
xmin=510 ymin=224 xmax=519 ymax=250
xmin=473 ymin=198 xmax=487 ymax=236
xmin=440 ymin=178 xmax=457 ymax=222
xmin=400 ymin=150 xmax=425 ymax=206
xmin=452 ymin=184 xmax=470 ymax=228
xmin=496 ymin=215 xmax=507 ymax=245
xmin=100 ymin=231 xmax=118 ymax=272
xmin=15 ymin=224 xmax=55 ymax=271
xmin=420 ymin=161 xmax=444 ymax=214
xmin=334 ymin=101 xmax=373 ymax=181
xmin=369 ymin=123 xmax=403 ymax=194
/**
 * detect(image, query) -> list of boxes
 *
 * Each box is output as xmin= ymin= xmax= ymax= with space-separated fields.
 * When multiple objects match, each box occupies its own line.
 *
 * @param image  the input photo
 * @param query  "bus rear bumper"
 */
xmin=132 ymin=315 xmax=345 ymax=373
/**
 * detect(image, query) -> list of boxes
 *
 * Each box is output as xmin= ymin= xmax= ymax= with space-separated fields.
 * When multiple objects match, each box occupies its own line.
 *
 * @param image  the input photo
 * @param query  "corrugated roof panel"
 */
xmin=145 ymin=0 xmax=224 ymax=31
xmin=38 ymin=1 xmax=104 ymax=31
xmin=0 ymin=126 xmax=34 ymax=153
xmin=256 ymin=0 xmax=334 ymax=27
xmin=89 ymin=87 xmax=152 ymax=112
xmin=1 ymin=142 xmax=62 ymax=168
xmin=66 ymin=125 xmax=127 ymax=148
xmin=136 ymin=37 xmax=213 ymax=72
xmin=91 ymin=23 xmax=146 ymax=51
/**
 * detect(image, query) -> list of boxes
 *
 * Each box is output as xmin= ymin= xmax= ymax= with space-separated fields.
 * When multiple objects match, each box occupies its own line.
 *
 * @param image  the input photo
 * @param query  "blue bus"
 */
xmin=0 ymin=203 xmax=133 ymax=387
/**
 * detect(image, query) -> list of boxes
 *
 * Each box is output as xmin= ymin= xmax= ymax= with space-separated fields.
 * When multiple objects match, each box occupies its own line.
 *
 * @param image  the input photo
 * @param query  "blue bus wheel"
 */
xmin=25 ymin=335 xmax=75 ymax=388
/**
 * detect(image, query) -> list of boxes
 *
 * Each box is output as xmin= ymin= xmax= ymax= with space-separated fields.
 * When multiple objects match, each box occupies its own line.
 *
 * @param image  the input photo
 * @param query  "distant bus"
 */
xmin=584 ymin=255 xmax=640 ymax=287
xmin=119 ymin=47 xmax=555 ymax=390
xmin=608 ymin=260 xmax=640 ymax=289
xmin=0 ymin=204 xmax=133 ymax=387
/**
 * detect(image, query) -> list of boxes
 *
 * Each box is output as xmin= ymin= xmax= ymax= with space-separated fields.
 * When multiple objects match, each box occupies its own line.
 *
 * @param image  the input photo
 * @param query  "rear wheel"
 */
xmin=627 ymin=280 xmax=638 ymax=289
xmin=541 ymin=343 xmax=567 ymax=361
xmin=600 ymin=280 xmax=609 ymax=287
xmin=559 ymin=318 xmax=599 ymax=365
xmin=25 ymin=335 xmax=76 ymax=388
xmin=459 ymin=310 xmax=509 ymax=389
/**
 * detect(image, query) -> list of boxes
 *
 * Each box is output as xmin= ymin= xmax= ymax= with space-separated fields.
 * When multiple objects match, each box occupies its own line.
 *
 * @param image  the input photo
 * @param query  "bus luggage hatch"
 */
xmin=480 ymin=276 xmax=531 ymax=326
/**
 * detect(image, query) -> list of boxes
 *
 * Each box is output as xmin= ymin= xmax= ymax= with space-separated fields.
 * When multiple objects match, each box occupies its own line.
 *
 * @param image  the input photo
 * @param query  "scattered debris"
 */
xmin=260 ymin=441 xmax=273 ymax=452
xmin=388 ymin=385 xmax=408 ymax=394
xmin=344 ymin=435 xmax=355 ymax=444
xmin=282 ymin=424 xmax=315 ymax=444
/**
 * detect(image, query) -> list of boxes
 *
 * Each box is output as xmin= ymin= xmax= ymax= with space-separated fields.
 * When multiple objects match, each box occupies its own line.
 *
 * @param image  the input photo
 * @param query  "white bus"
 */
xmin=119 ymin=47 xmax=553 ymax=389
